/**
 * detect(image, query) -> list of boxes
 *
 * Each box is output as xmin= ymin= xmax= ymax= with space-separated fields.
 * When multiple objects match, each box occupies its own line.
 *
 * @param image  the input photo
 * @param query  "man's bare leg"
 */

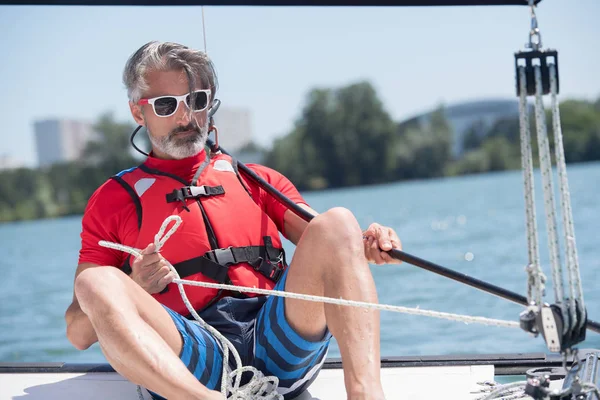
xmin=75 ymin=267 xmax=220 ymax=400
xmin=284 ymin=207 xmax=385 ymax=400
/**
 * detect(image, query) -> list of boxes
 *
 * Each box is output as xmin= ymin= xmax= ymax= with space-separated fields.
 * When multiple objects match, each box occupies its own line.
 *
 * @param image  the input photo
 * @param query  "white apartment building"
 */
xmin=34 ymin=119 xmax=97 ymax=167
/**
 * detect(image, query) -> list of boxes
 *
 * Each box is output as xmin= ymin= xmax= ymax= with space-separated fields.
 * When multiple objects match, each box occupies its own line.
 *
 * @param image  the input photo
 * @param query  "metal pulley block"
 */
xmin=520 ymin=302 xmax=587 ymax=353
xmin=514 ymin=49 xmax=559 ymax=96
xmin=537 ymin=304 xmax=564 ymax=353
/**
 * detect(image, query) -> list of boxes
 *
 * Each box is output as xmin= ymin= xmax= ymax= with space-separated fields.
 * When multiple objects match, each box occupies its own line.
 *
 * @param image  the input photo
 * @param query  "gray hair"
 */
xmin=123 ymin=41 xmax=218 ymax=104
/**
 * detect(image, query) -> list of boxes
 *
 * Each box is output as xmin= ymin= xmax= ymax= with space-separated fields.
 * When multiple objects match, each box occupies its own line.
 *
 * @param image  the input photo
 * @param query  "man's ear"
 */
xmin=129 ymin=101 xmax=146 ymax=126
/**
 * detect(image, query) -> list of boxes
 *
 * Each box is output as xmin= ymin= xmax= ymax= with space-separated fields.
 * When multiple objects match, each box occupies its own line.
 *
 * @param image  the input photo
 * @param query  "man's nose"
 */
xmin=175 ymin=100 xmax=192 ymax=125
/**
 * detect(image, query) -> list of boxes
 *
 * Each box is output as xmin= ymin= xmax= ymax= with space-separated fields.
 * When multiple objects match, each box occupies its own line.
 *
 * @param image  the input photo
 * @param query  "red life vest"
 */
xmin=112 ymin=153 xmax=287 ymax=315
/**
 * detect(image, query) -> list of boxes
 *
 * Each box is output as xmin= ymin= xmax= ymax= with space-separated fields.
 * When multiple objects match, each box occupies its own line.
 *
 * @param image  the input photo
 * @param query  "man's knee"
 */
xmin=309 ymin=207 xmax=362 ymax=244
xmin=74 ymin=267 xmax=125 ymax=310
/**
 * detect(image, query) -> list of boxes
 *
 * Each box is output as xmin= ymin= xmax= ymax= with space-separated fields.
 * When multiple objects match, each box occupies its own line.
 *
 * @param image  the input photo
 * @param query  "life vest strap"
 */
xmin=166 ymin=185 xmax=225 ymax=211
xmin=120 ymin=242 xmax=285 ymax=290
xmin=161 ymin=245 xmax=285 ymax=284
xmin=172 ymin=255 xmax=230 ymax=283
xmin=203 ymin=240 xmax=286 ymax=283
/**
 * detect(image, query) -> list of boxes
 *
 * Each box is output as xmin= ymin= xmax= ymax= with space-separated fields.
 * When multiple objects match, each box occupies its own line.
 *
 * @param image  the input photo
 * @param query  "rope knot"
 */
xmin=227 ymin=366 xmax=283 ymax=399
xmin=525 ymin=263 xmax=547 ymax=300
xmin=153 ymin=215 xmax=182 ymax=252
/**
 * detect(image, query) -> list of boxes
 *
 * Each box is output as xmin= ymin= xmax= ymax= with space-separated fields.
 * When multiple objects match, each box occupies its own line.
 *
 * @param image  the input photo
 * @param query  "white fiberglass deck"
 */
xmin=1 ymin=364 xmax=494 ymax=400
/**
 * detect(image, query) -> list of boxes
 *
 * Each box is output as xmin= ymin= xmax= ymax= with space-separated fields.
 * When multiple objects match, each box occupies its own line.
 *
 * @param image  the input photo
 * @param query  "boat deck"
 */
xmin=1 ymin=364 xmax=493 ymax=399
xmin=3 ymin=352 xmax=576 ymax=400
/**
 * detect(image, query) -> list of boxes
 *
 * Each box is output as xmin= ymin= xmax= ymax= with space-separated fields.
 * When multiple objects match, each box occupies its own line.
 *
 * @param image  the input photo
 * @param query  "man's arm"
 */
xmin=65 ymin=262 xmax=101 ymax=350
xmin=66 ymin=243 xmax=176 ymax=351
xmin=283 ymin=204 xmax=318 ymax=245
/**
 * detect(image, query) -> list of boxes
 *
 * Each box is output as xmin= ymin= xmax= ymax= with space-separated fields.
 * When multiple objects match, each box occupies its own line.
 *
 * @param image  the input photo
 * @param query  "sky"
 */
xmin=0 ymin=1 xmax=598 ymax=167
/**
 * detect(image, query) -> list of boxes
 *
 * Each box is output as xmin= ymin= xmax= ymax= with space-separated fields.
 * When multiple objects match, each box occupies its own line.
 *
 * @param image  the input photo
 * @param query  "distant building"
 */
xmin=409 ymin=99 xmax=521 ymax=157
xmin=34 ymin=119 xmax=97 ymax=167
xmin=0 ymin=154 xmax=24 ymax=171
xmin=211 ymin=107 xmax=253 ymax=153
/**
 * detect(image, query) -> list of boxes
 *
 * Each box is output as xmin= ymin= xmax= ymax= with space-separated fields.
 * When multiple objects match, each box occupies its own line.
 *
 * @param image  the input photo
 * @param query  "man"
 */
xmin=65 ymin=41 xmax=402 ymax=400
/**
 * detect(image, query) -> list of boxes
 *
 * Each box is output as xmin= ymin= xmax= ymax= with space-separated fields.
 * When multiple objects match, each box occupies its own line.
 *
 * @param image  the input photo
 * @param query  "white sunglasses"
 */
xmin=137 ymin=89 xmax=211 ymax=117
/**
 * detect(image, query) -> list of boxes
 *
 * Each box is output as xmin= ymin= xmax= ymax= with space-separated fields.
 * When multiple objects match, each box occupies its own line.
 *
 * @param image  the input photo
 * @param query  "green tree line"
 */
xmin=0 ymin=83 xmax=599 ymax=222
xmin=265 ymin=82 xmax=600 ymax=190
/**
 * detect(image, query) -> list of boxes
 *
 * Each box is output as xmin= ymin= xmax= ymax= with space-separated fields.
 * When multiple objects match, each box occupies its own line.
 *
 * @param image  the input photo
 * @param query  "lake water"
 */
xmin=1 ymin=162 xmax=599 ymax=363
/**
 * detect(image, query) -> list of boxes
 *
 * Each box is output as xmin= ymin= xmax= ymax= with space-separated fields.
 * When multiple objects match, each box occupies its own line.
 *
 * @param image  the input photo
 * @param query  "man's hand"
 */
xmin=362 ymin=223 xmax=402 ymax=265
xmin=130 ymin=243 xmax=175 ymax=294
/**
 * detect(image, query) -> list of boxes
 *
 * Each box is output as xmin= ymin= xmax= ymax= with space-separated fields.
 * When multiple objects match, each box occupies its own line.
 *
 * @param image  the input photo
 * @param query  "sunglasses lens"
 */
xmin=187 ymin=91 xmax=209 ymax=111
xmin=153 ymin=97 xmax=178 ymax=116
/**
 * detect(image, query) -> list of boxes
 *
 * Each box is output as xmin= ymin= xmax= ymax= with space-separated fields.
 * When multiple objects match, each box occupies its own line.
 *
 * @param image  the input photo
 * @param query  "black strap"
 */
xmin=119 ymin=252 xmax=229 ymax=283
xmin=120 ymin=242 xmax=286 ymax=284
xmin=166 ymin=185 xmax=225 ymax=211
xmin=204 ymin=241 xmax=280 ymax=265
xmin=172 ymin=245 xmax=286 ymax=283
xmin=111 ymin=176 xmax=142 ymax=230
xmin=111 ymin=175 xmax=142 ymax=276
xmin=202 ymin=238 xmax=286 ymax=282
xmin=173 ymin=255 xmax=230 ymax=283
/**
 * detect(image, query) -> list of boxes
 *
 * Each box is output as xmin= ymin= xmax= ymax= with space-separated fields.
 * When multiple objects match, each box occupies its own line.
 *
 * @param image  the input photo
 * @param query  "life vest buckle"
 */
xmin=269 ymin=265 xmax=284 ymax=282
xmin=166 ymin=185 xmax=226 ymax=211
xmin=250 ymin=257 xmax=284 ymax=283
xmin=207 ymin=246 xmax=237 ymax=266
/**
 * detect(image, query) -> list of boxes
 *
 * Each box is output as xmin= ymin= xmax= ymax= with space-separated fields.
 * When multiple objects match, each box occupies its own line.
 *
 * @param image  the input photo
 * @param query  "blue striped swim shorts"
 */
xmin=150 ymin=267 xmax=332 ymax=399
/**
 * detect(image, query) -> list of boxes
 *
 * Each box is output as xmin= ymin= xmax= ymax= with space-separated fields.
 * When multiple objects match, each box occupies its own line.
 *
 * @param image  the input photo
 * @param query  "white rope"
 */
xmin=473 ymin=381 xmax=530 ymax=400
xmin=165 ymin=277 xmax=519 ymax=328
xmin=533 ymin=65 xmax=569 ymax=334
xmin=517 ymin=66 xmax=545 ymax=307
xmin=582 ymin=382 xmax=600 ymax=399
xmin=549 ymin=64 xmax=585 ymax=330
xmin=516 ymin=59 xmax=587 ymax=348
xmin=99 ymin=216 xmax=522 ymax=398
xmin=100 ymin=223 xmax=520 ymax=329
